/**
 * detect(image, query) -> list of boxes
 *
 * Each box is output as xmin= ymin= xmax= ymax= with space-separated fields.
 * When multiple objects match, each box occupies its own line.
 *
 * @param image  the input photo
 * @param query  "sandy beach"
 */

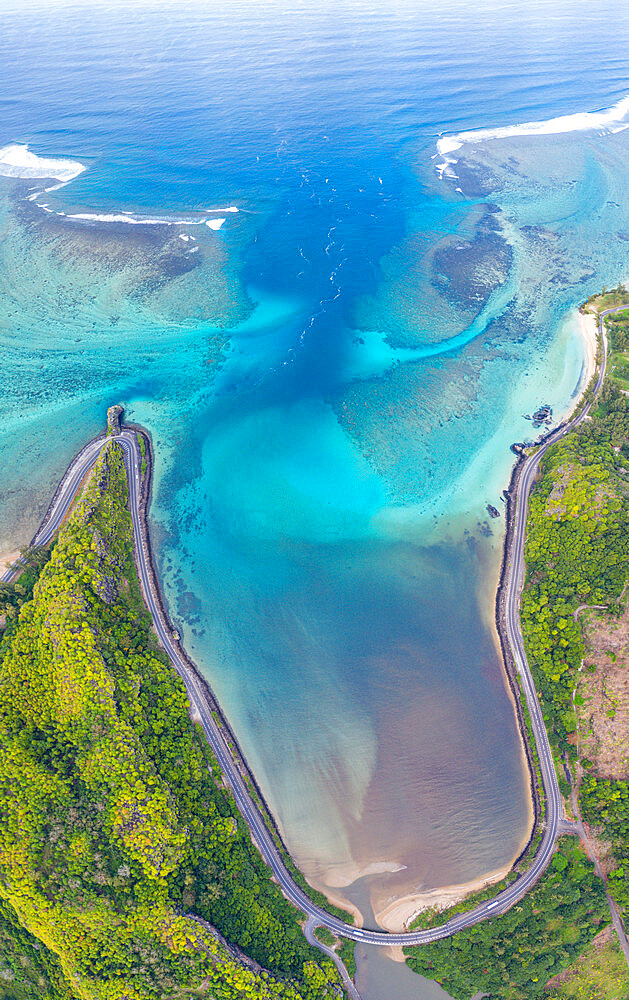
xmin=0 ymin=549 xmax=19 ymax=577
xmin=373 ymin=862 xmax=512 ymax=933
xmin=366 ymin=307 xmax=599 ymax=939
xmin=577 ymin=309 xmax=598 ymax=397
xmin=313 ymin=305 xmax=600 ymax=938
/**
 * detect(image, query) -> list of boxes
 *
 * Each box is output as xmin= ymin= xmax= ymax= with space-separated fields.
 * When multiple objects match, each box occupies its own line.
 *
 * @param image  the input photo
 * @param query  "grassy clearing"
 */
xmin=546 ymin=929 xmax=629 ymax=999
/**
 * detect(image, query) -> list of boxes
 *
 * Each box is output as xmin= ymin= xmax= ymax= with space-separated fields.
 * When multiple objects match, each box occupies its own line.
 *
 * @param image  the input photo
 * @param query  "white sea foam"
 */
xmin=436 ymin=156 xmax=458 ymax=180
xmin=35 ymin=204 xmax=236 ymax=231
xmin=61 ymin=210 xmax=232 ymax=228
xmin=65 ymin=211 xmax=192 ymax=225
xmin=0 ymin=143 xmax=85 ymax=182
xmin=2 ymin=142 xmax=238 ymax=230
xmin=437 ymin=93 xmax=629 ymax=156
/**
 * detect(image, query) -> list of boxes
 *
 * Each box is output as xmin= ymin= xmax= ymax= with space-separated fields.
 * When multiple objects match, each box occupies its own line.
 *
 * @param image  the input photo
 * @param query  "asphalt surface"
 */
xmin=303 ymin=916 xmax=363 ymax=1000
xmin=1 ymin=435 xmax=107 ymax=583
xmin=4 ymin=311 xmax=619 ymax=948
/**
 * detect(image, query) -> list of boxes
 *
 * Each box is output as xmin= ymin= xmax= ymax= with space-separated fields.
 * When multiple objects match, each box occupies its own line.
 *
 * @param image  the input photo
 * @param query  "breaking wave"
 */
xmin=0 ymin=143 xmax=86 ymax=182
xmin=437 ymin=92 xmax=629 ymax=156
xmin=0 ymin=142 xmax=239 ymax=230
xmin=61 ymin=210 xmax=232 ymax=227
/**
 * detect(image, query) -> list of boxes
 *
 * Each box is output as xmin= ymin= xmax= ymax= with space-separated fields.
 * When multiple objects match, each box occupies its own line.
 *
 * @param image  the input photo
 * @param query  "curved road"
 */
xmin=1 ymin=434 xmax=107 ymax=583
xmin=3 ymin=306 xmax=618 ymax=947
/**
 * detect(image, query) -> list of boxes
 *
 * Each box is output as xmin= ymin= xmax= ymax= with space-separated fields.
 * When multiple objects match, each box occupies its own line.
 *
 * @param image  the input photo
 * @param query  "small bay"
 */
xmin=2 ymin=1 xmax=629 ymax=993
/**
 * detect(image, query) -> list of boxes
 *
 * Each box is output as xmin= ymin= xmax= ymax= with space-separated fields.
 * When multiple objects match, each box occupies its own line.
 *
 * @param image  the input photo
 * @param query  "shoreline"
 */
xmin=376 ymin=302 xmax=603 ymax=931
xmin=366 ymin=302 xmax=598 ymax=932
xmin=373 ymin=862 xmax=512 ymax=934
xmin=119 ymin=418 xmax=361 ymax=933
xmin=0 ymin=301 xmax=600 ymax=937
xmin=0 ymin=549 xmax=19 ymax=577
xmin=490 ymin=301 xmax=605 ymax=885
xmin=576 ymin=308 xmax=598 ymax=404
xmin=0 ymin=293 xmax=603 ymax=944
xmin=1 ymin=415 xmax=357 ymax=937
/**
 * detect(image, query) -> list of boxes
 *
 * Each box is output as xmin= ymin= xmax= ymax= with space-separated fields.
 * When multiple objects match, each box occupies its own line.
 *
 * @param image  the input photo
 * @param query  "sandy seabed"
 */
xmin=356 ymin=312 xmax=599 ymax=938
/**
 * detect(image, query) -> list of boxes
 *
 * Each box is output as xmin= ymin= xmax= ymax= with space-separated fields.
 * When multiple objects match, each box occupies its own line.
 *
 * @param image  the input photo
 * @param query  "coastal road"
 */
xmin=303 ymin=916 xmax=363 ymax=1000
xmin=114 ymin=426 xmax=557 ymax=946
xmin=1 ymin=434 xmax=106 ymax=583
xmin=5 ymin=305 xmax=621 ymax=950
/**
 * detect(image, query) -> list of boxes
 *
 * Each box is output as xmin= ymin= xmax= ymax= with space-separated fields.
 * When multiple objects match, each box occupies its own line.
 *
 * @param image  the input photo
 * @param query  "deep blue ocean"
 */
xmin=2 ymin=2 xmax=629 ymax=995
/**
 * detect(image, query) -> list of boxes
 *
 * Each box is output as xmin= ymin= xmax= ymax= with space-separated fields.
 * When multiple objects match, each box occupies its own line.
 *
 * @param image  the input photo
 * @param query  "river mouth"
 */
xmin=4 ymin=0 xmax=629 ymax=947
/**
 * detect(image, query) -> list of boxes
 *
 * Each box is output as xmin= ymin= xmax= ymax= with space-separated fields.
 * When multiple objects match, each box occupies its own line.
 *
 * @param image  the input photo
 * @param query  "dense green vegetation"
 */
xmin=405 ymin=840 xmax=608 ymax=999
xmin=313 ymin=928 xmax=335 ymax=948
xmin=520 ymin=425 xmax=628 ymax=757
xmin=580 ymin=774 xmax=629 ymax=909
xmin=0 ymin=444 xmax=342 ymax=1000
xmin=546 ymin=932 xmax=629 ymax=1000
xmin=310 ymin=929 xmax=355 ymax=981
xmin=606 ymin=307 xmax=629 ymax=391
xmin=405 ymin=306 xmax=629 ymax=997
xmin=0 ymin=897 xmax=73 ymax=999
xmin=336 ymin=942 xmax=355 ymax=981
xmin=519 ymin=314 xmax=629 ymax=918
xmin=0 ymin=545 xmax=52 ymax=621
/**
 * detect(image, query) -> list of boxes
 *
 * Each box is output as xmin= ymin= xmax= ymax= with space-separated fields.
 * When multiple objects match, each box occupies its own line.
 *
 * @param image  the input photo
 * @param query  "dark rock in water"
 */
xmin=431 ymin=205 xmax=512 ymax=313
xmin=502 ymin=489 xmax=509 ymax=502
xmin=532 ymin=404 xmax=552 ymax=429
xmin=487 ymin=504 xmax=500 ymax=519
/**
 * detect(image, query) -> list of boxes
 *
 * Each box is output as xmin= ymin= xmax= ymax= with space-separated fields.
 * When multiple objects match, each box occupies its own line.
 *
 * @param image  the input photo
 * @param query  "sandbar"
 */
xmin=373 ymin=862 xmax=511 ymax=933
xmin=320 ymin=859 xmax=407 ymax=890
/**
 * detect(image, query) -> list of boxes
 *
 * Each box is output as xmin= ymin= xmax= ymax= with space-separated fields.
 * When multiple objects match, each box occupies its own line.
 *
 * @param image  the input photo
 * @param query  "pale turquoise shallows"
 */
xmin=2 ymin=6 xmax=629 ymax=979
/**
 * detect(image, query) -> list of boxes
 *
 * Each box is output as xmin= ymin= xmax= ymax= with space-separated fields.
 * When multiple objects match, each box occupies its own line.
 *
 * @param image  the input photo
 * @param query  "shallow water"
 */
xmin=3 ymin=0 xmax=629 ymax=993
xmin=356 ymin=947 xmax=453 ymax=1000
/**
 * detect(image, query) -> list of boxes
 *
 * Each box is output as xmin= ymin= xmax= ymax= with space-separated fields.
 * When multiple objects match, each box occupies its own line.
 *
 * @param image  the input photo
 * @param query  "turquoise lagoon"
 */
xmin=2 ymin=0 xmax=629 ymax=957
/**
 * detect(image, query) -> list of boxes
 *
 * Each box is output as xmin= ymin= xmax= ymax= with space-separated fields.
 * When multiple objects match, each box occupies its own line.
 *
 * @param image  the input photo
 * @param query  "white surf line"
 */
xmin=436 ymin=92 xmax=629 ymax=173
xmin=0 ymin=142 xmax=239 ymax=229
xmin=0 ymin=142 xmax=86 ymax=183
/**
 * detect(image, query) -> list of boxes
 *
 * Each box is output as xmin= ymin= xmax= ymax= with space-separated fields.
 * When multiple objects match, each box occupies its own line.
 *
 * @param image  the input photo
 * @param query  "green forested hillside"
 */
xmin=520 ymin=389 xmax=629 ymax=760
xmin=405 ymin=840 xmax=608 ymax=999
xmin=0 ymin=443 xmax=340 ymax=1000
xmin=520 ymin=319 xmax=629 ymax=914
xmin=405 ymin=312 xmax=629 ymax=997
